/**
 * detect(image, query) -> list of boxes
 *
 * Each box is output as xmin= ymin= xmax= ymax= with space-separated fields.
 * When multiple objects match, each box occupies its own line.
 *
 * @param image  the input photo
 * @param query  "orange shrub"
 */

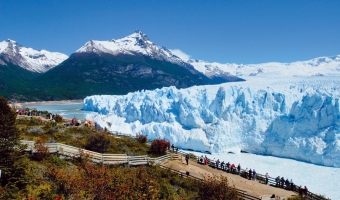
xmin=149 ymin=139 xmax=170 ymax=155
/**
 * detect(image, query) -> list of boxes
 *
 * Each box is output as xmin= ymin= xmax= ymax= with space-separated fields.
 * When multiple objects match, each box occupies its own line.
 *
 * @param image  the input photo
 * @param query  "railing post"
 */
xmin=56 ymin=143 xmax=59 ymax=157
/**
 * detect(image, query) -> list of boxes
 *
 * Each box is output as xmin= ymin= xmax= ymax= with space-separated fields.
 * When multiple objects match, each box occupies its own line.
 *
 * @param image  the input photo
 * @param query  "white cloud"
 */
xmin=169 ymin=49 xmax=191 ymax=61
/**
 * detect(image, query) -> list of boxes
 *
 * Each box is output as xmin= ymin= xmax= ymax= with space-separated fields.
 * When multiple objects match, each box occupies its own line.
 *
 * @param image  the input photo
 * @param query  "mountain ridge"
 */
xmin=2 ymin=31 xmax=339 ymax=78
xmin=1 ymin=31 xmax=339 ymax=102
xmin=0 ymin=39 xmax=68 ymax=73
xmin=188 ymin=54 xmax=340 ymax=79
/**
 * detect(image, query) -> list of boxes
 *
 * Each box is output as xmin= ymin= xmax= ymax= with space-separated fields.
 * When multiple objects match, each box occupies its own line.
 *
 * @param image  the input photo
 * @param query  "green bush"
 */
xmin=85 ymin=131 xmax=111 ymax=153
xmin=46 ymin=154 xmax=68 ymax=167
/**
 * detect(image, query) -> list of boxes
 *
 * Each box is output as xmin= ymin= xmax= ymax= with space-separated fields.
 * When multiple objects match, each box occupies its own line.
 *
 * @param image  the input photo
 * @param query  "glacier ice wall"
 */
xmin=83 ymin=77 xmax=340 ymax=167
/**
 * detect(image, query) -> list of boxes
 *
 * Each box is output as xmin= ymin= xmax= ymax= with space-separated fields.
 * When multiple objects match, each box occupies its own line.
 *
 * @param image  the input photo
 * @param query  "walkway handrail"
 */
xmin=21 ymin=140 xmax=326 ymax=200
xmin=20 ymin=140 xmax=263 ymax=200
xmin=21 ymin=140 xmax=128 ymax=164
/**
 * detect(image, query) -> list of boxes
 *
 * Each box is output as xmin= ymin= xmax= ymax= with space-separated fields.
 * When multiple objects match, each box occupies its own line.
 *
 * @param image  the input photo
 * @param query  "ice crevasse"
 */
xmin=83 ymin=77 xmax=340 ymax=167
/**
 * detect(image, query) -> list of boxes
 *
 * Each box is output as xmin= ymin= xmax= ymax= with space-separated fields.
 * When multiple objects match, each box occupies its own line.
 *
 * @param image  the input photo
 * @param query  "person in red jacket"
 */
xmin=230 ymin=163 xmax=235 ymax=173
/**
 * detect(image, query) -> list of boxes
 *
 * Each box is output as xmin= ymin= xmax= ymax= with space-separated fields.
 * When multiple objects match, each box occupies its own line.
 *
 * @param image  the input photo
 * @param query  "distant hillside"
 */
xmin=0 ymin=60 xmax=39 ymax=101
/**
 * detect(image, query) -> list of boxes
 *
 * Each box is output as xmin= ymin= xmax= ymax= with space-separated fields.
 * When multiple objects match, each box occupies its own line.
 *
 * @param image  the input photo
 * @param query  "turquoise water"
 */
xmin=23 ymin=103 xmax=96 ymax=120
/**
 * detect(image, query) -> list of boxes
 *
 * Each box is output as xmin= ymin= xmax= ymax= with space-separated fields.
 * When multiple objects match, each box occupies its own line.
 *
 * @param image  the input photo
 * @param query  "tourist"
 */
xmin=280 ymin=177 xmax=285 ymax=188
xmin=175 ymin=146 xmax=178 ymax=154
xmin=230 ymin=163 xmax=235 ymax=173
xmin=204 ymin=156 xmax=208 ymax=165
xmin=290 ymin=179 xmax=295 ymax=191
xmin=298 ymin=185 xmax=303 ymax=196
xmin=171 ymin=144 xmax=174 ymax=152
xmin=199 ymin=155 xmax=204 ymax=163
xmin=285 ymin=178 xmax=290 ymax=189
xmin=265 ymin=173 xmax=269 ymax=185
xmin=275 ymin=176 xmax=280 ymax=187
xmin=226 ymin=162 xmax=230 ymax=172
xmin=71 ymin=118 xmax=76 ymax=125
xmin=304 ymin=186 xmax=308 ymax=196
xmin=253 ymin=169 xmax=256 ymax=181
xmin=216 ymin=159 xmax=220 ymax=168
xmin=248 ymin=168 xmax=252 ymax=180
xmin=237 ymin=164 xmax=241 ymax=174
xmin=221 ymin=161 xmax=225 ymax=170
xmin=185 ymin=154 xmax=189 ymax=165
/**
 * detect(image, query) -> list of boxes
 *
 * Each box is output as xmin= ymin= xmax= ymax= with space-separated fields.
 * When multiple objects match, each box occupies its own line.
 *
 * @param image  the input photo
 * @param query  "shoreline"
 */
xmin=9 ymin=99 xmax=84 ymax=108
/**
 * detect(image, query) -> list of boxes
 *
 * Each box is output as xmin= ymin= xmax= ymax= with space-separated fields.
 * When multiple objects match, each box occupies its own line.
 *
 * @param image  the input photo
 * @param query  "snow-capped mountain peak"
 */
xmin=76 ymin=30 xmax=189 ymax=68
xmin=0 ymin=39 xmax=68 ymax=73
xmin=188 ymin=54 xmax=340 ymax=79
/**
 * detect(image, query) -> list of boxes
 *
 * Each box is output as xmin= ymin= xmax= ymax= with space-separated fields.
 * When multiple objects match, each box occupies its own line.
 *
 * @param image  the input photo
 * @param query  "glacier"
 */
xmin=83 ymin=77 xmax=340 ymax=167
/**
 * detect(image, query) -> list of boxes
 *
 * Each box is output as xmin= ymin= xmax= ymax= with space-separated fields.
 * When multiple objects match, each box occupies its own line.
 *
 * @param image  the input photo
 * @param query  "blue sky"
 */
xmin=1 ymin=0 xmax=339 ymax=64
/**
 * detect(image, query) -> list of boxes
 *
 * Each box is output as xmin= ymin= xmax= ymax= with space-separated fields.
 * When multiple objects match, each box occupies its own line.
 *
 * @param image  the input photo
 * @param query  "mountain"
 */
xmin=33 ymin=53 xmax=206 ymax=100
xmin=83 ymin=76 xmax=340 ymax=168
xmin=75 ymin=30 xmax=243 ymax=83
xmin=188 ymin=55 xmax=340 ymax=79
xmin=0 ymin=39 xmax=68 ymax=73
xmin=32 ymin=31 xmax=240 ymax=100
xmin=75 ymin=30 xmax=196 ymax=73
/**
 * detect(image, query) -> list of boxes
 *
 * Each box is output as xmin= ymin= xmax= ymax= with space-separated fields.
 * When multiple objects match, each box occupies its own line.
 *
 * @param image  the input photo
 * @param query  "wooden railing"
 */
xmin=21 ymin=140 xmax=325 ymax=200
xmin=21 ymin=140 xmax=129 ymax=165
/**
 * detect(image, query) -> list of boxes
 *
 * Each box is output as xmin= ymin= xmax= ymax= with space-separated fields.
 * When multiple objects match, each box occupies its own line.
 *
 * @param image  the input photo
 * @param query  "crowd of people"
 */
xmin=274 ymin=176 xmax=296 ymax=190
xmin=15 ymin=107 xmax=95 ymax=128
xmin=196 ymin=155 xmax=305 ymax=194
xmin=66 ymin=117 xmax=94 ymax=128
xmin=198 ymin=156 xmax=258 ymax=179
xmin=16 ymin=109 xmax=42 ymax=116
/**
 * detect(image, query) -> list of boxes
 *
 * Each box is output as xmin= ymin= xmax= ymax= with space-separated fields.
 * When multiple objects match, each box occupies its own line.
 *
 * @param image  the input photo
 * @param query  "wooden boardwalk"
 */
xmin=20 ymin=140 xmax=326 ymax=200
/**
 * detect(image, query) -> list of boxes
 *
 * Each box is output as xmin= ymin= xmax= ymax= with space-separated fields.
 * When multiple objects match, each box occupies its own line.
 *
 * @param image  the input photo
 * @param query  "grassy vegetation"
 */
xmin=17 ymin=117 xmax=150 ymax=156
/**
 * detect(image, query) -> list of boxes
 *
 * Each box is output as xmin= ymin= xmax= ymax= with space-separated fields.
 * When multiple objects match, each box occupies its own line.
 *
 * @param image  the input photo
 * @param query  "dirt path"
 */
xmin=162 ymin=155 xmax=296 ymax=199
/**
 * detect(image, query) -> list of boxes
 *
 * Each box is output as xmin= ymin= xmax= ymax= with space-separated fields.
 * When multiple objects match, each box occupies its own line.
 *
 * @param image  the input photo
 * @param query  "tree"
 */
xmin=32 ymin=136 xmax=50 ymax=161
xmin=0 ymin=97 xmax=21 ymax=185
xmin=0 ymin=97 xmax=29 ymax=198
xmin=149 ymin=139 xmax=170 ymax=155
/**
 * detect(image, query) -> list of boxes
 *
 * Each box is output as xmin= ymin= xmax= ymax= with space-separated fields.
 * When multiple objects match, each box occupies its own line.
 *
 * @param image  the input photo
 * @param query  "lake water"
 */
xmin=22 ymin=102 xmax=96 ymax=120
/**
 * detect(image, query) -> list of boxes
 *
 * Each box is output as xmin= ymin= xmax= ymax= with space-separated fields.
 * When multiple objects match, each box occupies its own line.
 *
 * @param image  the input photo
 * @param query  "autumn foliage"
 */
xmin=149 ymin=139 xmax=170 ymax=155
xmin=32 ymin=136 xmax=50 ymax=161
xmin=45 ymin=163 xmax=160 ymax=199
xmin=199 ymin=174 xmax=238 ymax=199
